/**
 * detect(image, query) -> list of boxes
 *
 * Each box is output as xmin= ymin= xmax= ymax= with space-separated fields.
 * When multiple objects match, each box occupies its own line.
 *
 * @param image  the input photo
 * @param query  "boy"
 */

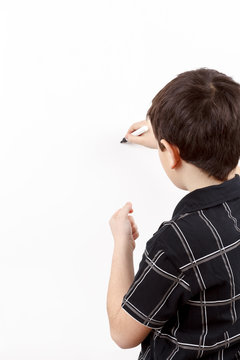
xmin=107 ymin=68 xmax=240 ymax=359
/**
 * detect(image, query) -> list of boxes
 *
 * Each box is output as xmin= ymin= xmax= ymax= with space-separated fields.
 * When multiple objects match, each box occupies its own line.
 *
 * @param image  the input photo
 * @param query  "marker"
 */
xmin=120 ymin=125 xmax=149 ymax=143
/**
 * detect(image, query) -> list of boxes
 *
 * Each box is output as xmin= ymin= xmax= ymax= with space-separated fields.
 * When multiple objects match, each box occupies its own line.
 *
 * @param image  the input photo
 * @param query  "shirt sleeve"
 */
xmin=121 ymin=234 xmax=193 ymax=329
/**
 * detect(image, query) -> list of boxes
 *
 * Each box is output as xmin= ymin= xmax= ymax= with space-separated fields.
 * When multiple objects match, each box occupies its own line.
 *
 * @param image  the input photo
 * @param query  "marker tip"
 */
xmin=120 ymin=137 xmax=127 ymax=143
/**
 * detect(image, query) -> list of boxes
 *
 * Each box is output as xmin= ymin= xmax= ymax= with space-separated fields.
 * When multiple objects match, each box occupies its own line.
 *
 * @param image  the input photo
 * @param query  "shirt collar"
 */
xmin=172 ymin=173 xmax=240 ymax=219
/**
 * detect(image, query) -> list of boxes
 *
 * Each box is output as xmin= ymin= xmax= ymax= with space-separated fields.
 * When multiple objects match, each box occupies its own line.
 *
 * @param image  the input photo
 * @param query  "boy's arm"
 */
xmin=107 ymin=203 xmax=151 ymax=349
xmin=107 ymin=243 xmax=151 ymax=349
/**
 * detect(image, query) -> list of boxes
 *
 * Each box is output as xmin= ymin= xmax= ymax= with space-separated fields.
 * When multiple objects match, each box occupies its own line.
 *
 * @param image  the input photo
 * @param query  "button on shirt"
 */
xmin=121 ymin=174 xmax=240 ymax=359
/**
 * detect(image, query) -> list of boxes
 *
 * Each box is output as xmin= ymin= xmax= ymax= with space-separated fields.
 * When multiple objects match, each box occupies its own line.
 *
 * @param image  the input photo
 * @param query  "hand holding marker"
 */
xmin=120 ymin=125 xmax=149 ymax=143
xmin=121 ymin=118 xmax=158 ymax=149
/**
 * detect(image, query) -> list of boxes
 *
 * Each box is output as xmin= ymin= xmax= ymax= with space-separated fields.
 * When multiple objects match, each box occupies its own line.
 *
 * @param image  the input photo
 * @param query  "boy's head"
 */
xmin=146 ymin=68 xmax=240 ymax=189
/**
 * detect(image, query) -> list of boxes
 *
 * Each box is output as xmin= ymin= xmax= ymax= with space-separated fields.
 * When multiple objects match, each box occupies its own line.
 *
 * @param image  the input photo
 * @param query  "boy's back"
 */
xmin=122 ymin=174 xmax=240 ymax=359
xmin=107 ymin=68 xmax=240 ymax=359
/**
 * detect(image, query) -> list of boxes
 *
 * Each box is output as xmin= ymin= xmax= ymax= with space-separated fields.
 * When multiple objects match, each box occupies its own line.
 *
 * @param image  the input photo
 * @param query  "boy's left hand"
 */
xmin=109 ymin=202 xmax=139 ymax=251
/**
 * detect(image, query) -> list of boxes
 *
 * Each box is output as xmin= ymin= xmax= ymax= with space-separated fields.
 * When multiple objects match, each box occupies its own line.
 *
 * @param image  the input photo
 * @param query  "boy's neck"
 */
xmin=179 ymin=164 xmax=240 ymax=192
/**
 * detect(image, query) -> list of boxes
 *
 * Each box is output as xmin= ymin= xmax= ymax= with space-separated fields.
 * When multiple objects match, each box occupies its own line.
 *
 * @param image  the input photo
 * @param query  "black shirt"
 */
xmin=122 ymin=174 xmax=240 ymax=359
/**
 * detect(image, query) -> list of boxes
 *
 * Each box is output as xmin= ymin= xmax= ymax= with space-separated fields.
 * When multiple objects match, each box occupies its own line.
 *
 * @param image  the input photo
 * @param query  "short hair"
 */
xmin=146 ymin=68 xmax=240 ymax=181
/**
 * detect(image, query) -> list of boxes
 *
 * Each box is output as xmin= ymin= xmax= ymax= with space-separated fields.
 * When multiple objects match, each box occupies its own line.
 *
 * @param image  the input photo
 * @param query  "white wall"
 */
xmin=0 ymin=0 xmax=240 ymax=359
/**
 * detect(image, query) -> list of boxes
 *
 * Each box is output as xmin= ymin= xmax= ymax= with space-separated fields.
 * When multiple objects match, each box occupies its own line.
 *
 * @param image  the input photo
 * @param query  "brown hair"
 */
xmin=146 ymin=68 xmax=240 ymax=181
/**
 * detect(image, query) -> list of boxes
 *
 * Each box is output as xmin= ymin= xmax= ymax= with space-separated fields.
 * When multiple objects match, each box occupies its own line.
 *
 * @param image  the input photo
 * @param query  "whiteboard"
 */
xmin=0 ymin=0 xmax=240 ymax=359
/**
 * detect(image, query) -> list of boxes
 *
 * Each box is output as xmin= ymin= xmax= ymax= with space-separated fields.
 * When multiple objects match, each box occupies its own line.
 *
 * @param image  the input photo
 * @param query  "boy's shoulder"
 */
xmin=146 ymin=213 xmax=199 ymax=271
xmin=147 ymin=206 xmax=231 ymax=272
xmin=148 ymin=174 xmax=240 ymax=271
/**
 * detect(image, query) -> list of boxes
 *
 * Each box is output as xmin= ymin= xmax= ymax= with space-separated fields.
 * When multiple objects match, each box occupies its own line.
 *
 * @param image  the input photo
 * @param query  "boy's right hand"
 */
xmin=124 ymin=118 xmax=158 ymax=149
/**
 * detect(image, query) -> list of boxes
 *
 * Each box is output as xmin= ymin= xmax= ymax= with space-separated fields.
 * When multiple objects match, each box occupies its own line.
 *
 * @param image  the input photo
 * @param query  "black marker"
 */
xmin=120 ymin=125 xmax=149 ymax=143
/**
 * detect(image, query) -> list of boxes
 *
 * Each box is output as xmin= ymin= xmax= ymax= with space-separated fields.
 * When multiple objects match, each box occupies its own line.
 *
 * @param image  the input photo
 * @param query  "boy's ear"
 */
xmin=160 ymin=139 xmax=180 ymax=169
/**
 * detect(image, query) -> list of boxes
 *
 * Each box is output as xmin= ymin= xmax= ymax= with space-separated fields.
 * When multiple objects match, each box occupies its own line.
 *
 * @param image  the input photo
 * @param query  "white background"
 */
xmin=0 ymin=0 xmax=240 ymax=359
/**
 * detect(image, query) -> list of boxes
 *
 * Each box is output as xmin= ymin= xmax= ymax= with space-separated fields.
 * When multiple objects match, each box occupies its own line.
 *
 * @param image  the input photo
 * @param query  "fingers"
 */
xmin=122 ymin=201 xmax=133 ymax=215
xmin=128 ymin=215 xmax=135 ymax=226
xmin=132 ymin=231 xmax=139 ymax=240
xmin=124 ymin=120 xmax=151 ymax=146
xmin=108 ymin=202 xmax=139 ymax=240
xmin=125 ymin=132 xmax=144 ymax=144
xmin=128 ymin=215 xmax=139 ymax=236
xmin=125 ymin=126 xmax=158 ymax=149
xmin=126 ymin=120 xmax=147 ymax=136
xmin=125 ymin=120 xmax=147 ymax=140
xmin=112 ymin=202 xmax=132 ymax=218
